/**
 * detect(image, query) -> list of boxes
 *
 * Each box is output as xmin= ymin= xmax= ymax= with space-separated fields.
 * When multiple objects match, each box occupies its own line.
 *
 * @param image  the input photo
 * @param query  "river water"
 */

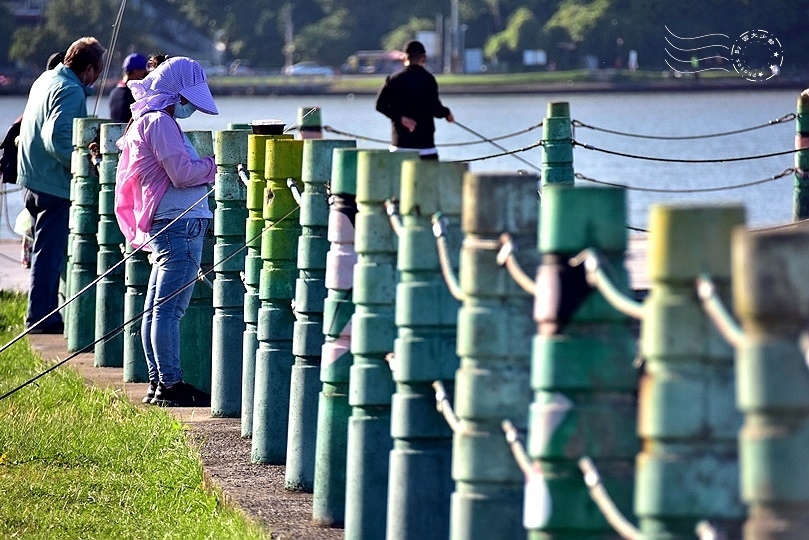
xmin=0 ymin=88 xmax=802 ymax=239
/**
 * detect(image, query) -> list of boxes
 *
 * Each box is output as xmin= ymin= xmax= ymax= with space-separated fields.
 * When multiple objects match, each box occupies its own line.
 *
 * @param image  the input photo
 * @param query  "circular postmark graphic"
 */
xmin=730 ymin=29 xmax=784 ymax=81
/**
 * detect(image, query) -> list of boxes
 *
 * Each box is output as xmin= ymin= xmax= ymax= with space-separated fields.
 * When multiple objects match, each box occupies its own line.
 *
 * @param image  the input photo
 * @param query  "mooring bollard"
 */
xmin=794 ymin=92 xmax=809 ymax=220
xmin=66 ymin=117 xmax=106 ymax=351
xmin=211 ymin=129 xmax=250 ymax=417
xmin=449 ymin=172 xmax=538 ymax=540
xmin=636 ymin=205 xmax=745 ymax=538
xmin=241 ymin=128 xmax=293 ymax=437
xmin=541 ymin=102 xmax=573 ymax=187
xmin=94 ymin=122 xmax=126 ymax=367
xmin=285 ymin=138 xmax=356 ymax=492
xmin=179 ymin=130 xmax=215 ymax=393
xmin=732 ymin=226 xmax=809 ymax=539
xmin=123 ymin=244 xmax=150 ymax=382
xmin=296 ymin=106 xmax=323 ymax=140
xmin=344 ymin=149 xmax=417 ymax=540
xmin=529 ymin=185 xmax=636 ymax=537
xmin=386 ymin=160 xmax=466 ymax=540
xmin=251 ymin=138 xmax=304 ymax=464
xmin=313 ymin=147 xmax=362 ymax=527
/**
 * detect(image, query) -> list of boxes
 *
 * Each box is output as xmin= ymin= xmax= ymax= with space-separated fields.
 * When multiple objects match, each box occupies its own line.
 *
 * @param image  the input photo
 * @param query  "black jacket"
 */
xmin=108 ymin=82 xmax=135 ymax=123
xmin=375 ymin=64 xmax=451 ymax=149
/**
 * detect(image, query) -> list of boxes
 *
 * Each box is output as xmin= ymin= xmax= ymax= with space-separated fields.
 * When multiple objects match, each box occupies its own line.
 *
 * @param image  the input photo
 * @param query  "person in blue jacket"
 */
xmin=17 ymin=36 xmax=106 ymax=334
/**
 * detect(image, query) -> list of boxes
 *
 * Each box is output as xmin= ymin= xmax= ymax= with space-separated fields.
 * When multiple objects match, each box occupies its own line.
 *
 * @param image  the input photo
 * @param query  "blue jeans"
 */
xmin=23 ymin=188 xmax=70 ymax=329
xmin=141 ymin=218 xmax=208 ymax=387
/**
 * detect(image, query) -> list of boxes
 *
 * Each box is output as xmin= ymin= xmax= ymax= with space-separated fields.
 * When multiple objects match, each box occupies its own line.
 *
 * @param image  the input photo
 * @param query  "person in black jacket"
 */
xmin=375 ymin=40 xmax=454 ymax=160
xmin=109 ymin=53 xmax=148 ymax=123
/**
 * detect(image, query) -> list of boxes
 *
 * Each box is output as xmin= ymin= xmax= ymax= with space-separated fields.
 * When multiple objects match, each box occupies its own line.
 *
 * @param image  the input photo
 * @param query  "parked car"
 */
xmin=284 ymin=62 xmax=334 ymax=77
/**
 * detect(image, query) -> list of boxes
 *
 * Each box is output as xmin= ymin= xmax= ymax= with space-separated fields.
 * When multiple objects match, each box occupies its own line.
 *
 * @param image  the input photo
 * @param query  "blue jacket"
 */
xmin=17 ymin=64 xmax=91 ymax=199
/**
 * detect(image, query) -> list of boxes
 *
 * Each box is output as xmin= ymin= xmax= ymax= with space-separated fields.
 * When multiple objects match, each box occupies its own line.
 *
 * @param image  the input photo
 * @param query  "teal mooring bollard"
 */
xmin=732 ymin=226 xmax=809 ymax=539
xmin=529 ymin=185 xmax=637 ymax=538
xmin=637 ymin=205 xmax=746 ymax=538
xmin=67 ymin=117 xmax=107 ymax=352
xmin=94 ymin=122 xmax=126 ymax=367
xmin=179 ymin=130 xmax=215 ymax=393
xmin=285 ymin=138 xmax=356 ymax=491
xmin=123 ymin=244 xmax=150 ymax=382
xmin=541 ymin=102 xmax=574 ymax=188
xmin=450 ymin=172 xmax=538 ymax=540
xmin=211 ymin=129 xmax=250 ymax=417
xmin=386 ymin=160 xmax=466 ymax=540
xmin=344 ymin=149 xmax=417 ymax=540
xmin=794 ymin=92 xmax=809 ymax=220
xmin=312 ymin=147 xmax=362 ymax=527
xmin=251 ymin=138 xmax=304 ymax=464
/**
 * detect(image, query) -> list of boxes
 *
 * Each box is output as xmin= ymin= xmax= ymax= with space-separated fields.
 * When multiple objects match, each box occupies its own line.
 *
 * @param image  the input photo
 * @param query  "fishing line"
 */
xmin=0 ymin=183 xmax=215 ymax=355
xmin=0 ymin=199 xmax=302 ymax=401
xmin=453 ymin=120 xmax=541 ymax=173
xmin=283 ymin=106 xmax=319 ymax=133
xmin=92 ymin=0 xmax=128 ymax=116
xmin=322 ymin=121 xmax=543 ymax=147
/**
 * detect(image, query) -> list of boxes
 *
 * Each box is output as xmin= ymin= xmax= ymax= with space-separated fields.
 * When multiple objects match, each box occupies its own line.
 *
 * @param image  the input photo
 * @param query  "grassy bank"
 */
xmin=205 ymin=69 xmax=806 ymax=96
xmin=0 ymin=292 xmax=265 ymax=540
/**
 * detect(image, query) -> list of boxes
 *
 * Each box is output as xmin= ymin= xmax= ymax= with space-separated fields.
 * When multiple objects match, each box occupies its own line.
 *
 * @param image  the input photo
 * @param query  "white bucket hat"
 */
xmin=128 ymin=56 xmax=218 ymax=119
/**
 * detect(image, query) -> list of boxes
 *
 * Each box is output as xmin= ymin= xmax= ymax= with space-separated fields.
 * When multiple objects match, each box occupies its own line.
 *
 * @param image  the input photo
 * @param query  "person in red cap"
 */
xmin=375 ymin=40 xmax=454 ymax=160
xmin=109 ymin=53 xmax=148 ymax=122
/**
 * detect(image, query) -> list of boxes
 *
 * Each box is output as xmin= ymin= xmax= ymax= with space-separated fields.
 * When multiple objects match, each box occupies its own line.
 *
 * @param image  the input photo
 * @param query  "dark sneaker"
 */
xmin=142 ymin=381 xmax=158 ymax=404
xmin=27 ymin=321 xmax=64 ymax=335
xmin=152 ymin=381 xmax=210 ymax=407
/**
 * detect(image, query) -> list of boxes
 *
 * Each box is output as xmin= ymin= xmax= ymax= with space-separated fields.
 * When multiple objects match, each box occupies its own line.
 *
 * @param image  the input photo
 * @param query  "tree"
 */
xmin=484 ymin=7 xmax=543 ymax=66
xmin=382 ymin=18 xmax=436 ymax=52
xmin=9 ymin=0 xmax=154 ymax=70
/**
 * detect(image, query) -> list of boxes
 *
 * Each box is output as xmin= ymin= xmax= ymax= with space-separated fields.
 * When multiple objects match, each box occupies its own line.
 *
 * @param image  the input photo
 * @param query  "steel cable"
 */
xmin=572 ymin=113 xmax=795 ymax=141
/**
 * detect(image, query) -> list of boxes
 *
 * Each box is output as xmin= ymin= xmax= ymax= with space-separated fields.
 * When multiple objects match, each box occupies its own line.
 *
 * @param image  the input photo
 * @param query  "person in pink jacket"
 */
xmin=115 ymin=56 xmax=217 ymax=407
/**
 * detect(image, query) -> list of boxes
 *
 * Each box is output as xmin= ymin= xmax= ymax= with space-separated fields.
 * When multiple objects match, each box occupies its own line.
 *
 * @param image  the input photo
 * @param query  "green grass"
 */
xmin=0 ymin=292 xmax=266 ymax=540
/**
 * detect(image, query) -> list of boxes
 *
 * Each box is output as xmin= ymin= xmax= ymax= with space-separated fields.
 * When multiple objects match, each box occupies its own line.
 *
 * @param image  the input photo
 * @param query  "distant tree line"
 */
xmin=2 ymin=0 xmax=809 ymax=75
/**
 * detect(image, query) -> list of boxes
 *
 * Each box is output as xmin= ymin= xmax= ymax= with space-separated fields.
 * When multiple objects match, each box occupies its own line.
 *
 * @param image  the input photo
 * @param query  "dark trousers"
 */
xmin=23 ymin=188 xmax=69 ymax=329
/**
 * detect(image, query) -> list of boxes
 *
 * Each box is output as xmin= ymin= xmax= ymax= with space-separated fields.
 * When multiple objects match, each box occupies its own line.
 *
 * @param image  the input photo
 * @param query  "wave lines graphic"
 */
xmin=664 ymin=26 xmax=731 ymax=75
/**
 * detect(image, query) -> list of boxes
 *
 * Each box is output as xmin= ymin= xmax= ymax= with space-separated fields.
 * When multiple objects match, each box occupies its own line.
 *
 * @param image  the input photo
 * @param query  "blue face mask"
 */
xmin=174 ymin=102 xmax=196 ymax=119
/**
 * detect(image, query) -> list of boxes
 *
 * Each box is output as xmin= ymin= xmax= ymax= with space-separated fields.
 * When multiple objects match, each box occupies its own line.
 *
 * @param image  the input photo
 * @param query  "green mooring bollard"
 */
xmin=387 ymin=160 xmax=466 ymax=540
xmin=285 ymin=138 xmax=356 ymax=491
xmin=313 ymin=147 xmax=362 ymax=527
xmin=541 ymin=102 xmax=574 ymax=188
xmin=94 ymin=122 xmax=126 ymax=367
xmin=450 ymin=172 xmax=538 ymax=540
xmin=242 ymin=131 xmax=293 ymax=437
xmin=297 ymin=106 xmax=323 ymax=140
xmin=636 ymin=205 xmax=746 ymax=538
xmin=733 ymin=227 xmax=809 ymax=539
xmin=529 ymin=185 xmax=636 ymax=537
xmin=179 ymin=130 xmax=215 ymax=393
xmin=67 ymin=117 xmax=108 ymax=352
xmin=123 ymin=243 xmax=150 ymax=382
xmin=211 ymin=129 xmax=250 ymax=417
xmin=251 ymin=138 xmax=304 ymax=464
xmin=794 ymin=92 xmax=809 ymax=220
xmin=344 ymin=149 xmax=417 ymax=540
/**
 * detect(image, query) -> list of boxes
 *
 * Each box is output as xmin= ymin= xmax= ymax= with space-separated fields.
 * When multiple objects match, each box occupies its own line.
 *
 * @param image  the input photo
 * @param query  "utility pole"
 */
xmin=450 ymin=0 xmax=459 ymax=73
xmin=282 ymin=3 xmax=294 ymax=72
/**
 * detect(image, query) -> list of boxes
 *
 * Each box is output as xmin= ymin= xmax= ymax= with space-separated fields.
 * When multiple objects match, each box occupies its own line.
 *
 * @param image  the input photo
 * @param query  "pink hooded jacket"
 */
xmin=114 ymin=57 xmax=217 ymax=249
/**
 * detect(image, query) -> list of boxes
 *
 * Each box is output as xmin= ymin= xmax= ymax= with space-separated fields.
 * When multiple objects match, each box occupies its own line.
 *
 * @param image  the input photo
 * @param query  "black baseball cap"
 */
xmin=405 ymin=40 xmax=426 ymax=56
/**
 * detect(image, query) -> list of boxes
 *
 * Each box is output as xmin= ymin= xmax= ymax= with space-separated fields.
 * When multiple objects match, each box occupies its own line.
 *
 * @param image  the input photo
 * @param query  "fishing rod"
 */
xmin=92 ymin=0 xmax=128 ymax=116
xmin=453 ymin=120 xmax=542 ymax=174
